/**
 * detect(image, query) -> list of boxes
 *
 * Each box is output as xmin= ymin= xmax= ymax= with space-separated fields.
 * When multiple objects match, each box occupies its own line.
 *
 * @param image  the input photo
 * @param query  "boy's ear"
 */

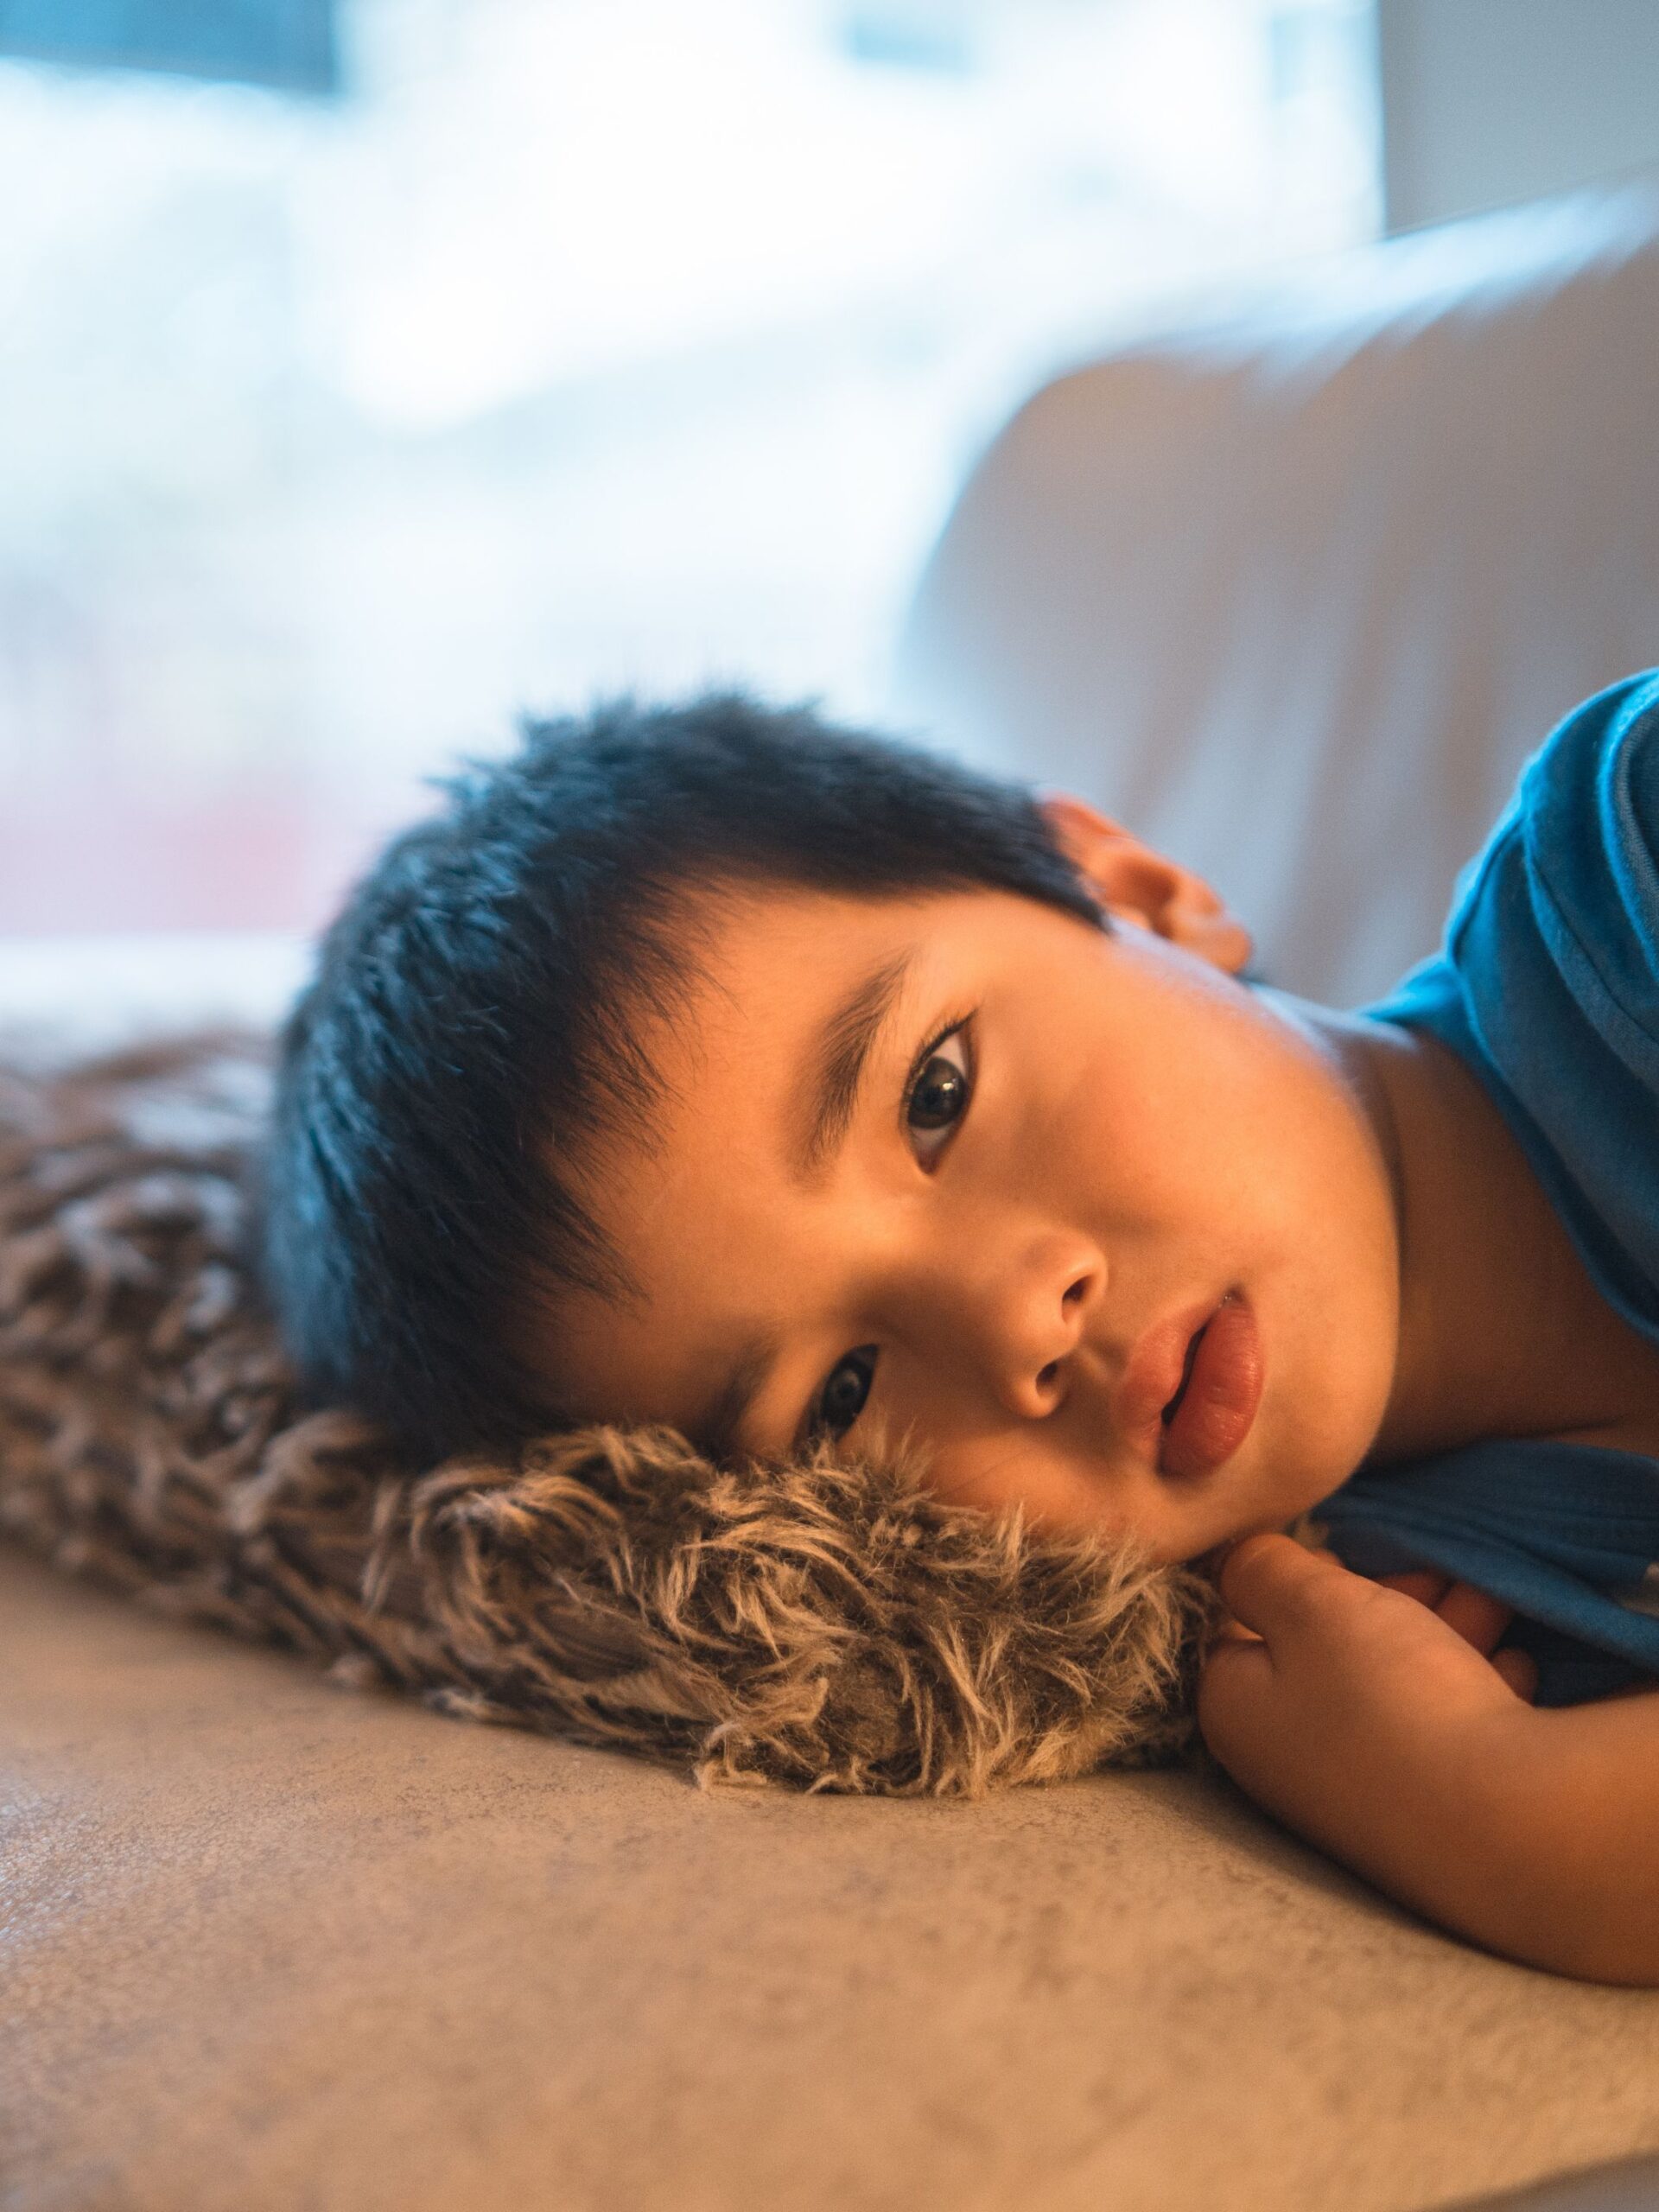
xmin=1039 ymin=794 xmax=1255 ymax=976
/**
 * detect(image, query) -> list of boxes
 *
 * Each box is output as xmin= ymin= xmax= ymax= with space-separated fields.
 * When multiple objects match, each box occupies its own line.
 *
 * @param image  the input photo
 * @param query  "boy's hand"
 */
xmin=1197 ymin=1535 xmax=1544 ymax=1923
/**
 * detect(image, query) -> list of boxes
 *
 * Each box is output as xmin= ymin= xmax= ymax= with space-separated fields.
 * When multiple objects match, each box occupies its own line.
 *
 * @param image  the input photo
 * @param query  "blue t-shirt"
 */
xmin=1315 ymin=671 xmax=1659 ymax=1706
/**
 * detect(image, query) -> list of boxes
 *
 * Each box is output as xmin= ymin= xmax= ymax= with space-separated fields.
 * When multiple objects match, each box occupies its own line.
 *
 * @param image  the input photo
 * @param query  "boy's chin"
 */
xmin=1179 ymin=1438 xmax=1363 ymax=1567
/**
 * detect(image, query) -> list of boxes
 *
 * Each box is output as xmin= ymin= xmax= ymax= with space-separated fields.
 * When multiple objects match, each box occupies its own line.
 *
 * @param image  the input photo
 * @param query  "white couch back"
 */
xmin=895 ymin=185 xmax=1659 ymax=1006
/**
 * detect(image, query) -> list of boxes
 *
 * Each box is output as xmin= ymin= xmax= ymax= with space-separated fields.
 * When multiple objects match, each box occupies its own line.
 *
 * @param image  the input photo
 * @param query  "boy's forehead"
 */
xmin=694 ymin=879 xmax=925 ymax=994
xmin=577 ymin=885 xmax=992 ymax=1231
xmin=652 ymin=877 xmax=1098 ymax=1106
xmin=683 ymin=877 xmax=1018 ymax=1011
xmin=626 ymin=889 xmax=935 ymax=1151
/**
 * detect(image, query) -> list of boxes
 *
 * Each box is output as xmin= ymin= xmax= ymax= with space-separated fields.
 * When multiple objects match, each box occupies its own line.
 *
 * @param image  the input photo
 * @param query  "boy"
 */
xmin=264 ymin=676 xmax=1659 ymax=1985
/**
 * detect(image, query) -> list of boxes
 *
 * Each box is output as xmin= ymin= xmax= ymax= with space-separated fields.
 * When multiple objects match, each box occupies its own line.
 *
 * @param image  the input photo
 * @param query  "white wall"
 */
xmin=1379 ymin=0 xmax=1659 ymax=233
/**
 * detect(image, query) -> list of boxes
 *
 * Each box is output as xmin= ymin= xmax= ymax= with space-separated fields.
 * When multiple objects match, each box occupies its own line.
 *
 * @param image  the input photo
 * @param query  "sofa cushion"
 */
xmin=7 ymin=1546 xmax=1659 ymax=2212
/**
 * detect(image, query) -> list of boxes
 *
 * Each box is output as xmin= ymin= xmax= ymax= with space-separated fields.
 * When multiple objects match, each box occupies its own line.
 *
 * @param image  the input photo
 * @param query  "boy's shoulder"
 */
xmin=1365 ymin=670 xmax=1659 ymax=1343
xmin=1519 ymin=666 xmax=1659 ymax=890
xmin=1370 ymin=670 xmax=1659 ymax=1035
xmin=1502 ymin=668 xmax=1659 ymax=1039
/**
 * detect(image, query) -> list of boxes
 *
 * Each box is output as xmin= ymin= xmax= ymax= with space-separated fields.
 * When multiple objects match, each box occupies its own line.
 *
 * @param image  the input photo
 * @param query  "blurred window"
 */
xmin=0 ymin=0 xmax=337 ymax=91
xmin=0 ymin=0 xmax=1376 ymax=933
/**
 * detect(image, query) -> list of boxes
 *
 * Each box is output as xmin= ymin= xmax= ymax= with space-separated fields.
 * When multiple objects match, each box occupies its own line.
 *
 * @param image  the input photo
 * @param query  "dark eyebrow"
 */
xmin=692 ymin=1328 xmax=779 ymax=1463
xmin=791 ymin=949 xmax=916 ymax=1180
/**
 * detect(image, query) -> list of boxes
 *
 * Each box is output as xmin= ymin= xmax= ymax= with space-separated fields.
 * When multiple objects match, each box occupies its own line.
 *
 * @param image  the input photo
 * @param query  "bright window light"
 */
xmin=0 ymin=0 xmax=1377 ymax=932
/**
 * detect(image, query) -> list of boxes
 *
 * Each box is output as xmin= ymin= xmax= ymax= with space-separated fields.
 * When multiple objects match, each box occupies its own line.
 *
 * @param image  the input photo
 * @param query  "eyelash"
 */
xmin=806 ymin=1012 xmax=977 ymax=1445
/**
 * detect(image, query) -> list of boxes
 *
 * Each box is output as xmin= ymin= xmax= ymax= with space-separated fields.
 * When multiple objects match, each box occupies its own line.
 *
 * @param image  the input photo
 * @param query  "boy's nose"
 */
xmin=946 ymin=1233 xmax=1104 ymax=1421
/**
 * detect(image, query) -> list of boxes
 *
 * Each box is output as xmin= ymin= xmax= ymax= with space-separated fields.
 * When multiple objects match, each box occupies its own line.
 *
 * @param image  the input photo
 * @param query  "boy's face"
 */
xmin=550 ymin=853 xmax=1402 ymax=1567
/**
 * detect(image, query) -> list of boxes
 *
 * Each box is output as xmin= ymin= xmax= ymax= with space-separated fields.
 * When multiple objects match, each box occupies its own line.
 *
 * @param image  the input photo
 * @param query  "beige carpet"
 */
xmin=5 ymin=1548 xmax=1659 ymax=2212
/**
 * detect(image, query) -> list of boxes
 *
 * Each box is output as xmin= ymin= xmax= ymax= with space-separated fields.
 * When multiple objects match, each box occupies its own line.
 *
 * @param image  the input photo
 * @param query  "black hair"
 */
xmin=260 ymin=692 xmax=1103 ymax=1462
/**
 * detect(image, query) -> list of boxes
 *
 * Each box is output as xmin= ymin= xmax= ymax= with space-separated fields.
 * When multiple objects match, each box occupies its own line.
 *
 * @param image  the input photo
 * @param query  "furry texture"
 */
xmin=0 ymin=1034 xmax=1223 ymax=1796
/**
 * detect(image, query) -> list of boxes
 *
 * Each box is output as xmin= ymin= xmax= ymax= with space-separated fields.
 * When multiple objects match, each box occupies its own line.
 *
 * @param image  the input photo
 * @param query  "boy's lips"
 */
xmin=1114 ymin=1293 xmax=1265 ymax=1479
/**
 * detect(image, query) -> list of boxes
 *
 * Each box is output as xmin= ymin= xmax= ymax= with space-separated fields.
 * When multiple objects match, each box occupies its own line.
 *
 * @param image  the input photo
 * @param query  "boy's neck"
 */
xmin=1284 ymin=999 xmax=1659 ymax=1467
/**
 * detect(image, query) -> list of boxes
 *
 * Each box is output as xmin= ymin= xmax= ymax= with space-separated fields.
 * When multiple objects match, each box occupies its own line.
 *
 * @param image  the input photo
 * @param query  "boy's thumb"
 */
xmin=1216 ymin=1530 xmax=1343 ymax=1642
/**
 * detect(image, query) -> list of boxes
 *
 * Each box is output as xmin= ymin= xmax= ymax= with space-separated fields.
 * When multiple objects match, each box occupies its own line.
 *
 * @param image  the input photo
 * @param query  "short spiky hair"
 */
xmin=261 ymin=694 xmax=1103 ymax=1462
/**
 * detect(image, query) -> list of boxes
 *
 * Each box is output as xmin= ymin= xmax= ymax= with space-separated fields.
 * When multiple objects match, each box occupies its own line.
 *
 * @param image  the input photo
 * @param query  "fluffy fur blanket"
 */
xmin=0 ymin=1035 xmax=1221 ymax=1795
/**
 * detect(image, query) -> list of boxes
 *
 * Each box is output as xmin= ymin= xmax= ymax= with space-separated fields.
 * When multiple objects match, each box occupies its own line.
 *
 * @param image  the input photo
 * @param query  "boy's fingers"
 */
xmin=1373 ymin=1567 xmax=1515 ymax=1656
xmin=1211 ymin=1612 xmax=1263 ymax=1645
xmin=1224 ymin=1545 xmax=1521 ymax=1668
xmin=1376 ymin=1569 xmax=1452 ymax=1607
xmin=1216 ymin=1531 xmax=1346 ymax=1640
xmin=1491 ymin=1647 xmax=1540 ymax=1702
xmin=1196 ymin=1624 xmax=1278 ymax=1751
xmin=1434 ymin=1580 xmax=1514 ymax=1656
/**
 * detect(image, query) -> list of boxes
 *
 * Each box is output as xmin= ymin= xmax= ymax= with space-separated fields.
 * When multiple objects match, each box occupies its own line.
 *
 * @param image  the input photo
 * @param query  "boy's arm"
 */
xmin=1198 ymin=1535 xmax=1659 ymax=1985
xmin=1486 ymin=1688 xmax=1659 ymax=1982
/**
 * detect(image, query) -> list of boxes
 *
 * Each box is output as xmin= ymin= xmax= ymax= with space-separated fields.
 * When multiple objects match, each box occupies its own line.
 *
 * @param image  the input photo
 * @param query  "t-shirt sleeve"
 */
xmin=1366 ymin=669 xmax=1659 ymax=1338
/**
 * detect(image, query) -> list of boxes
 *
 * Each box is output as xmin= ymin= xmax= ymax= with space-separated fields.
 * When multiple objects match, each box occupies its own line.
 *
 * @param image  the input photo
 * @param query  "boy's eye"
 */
xmin=812 ymin=1345 xmax=877 ymax=1441
xmin=804 ymin=1022 xmax=972 ymax=1447
xmin=906 ymin=1026 xmax=972 ymax=1166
